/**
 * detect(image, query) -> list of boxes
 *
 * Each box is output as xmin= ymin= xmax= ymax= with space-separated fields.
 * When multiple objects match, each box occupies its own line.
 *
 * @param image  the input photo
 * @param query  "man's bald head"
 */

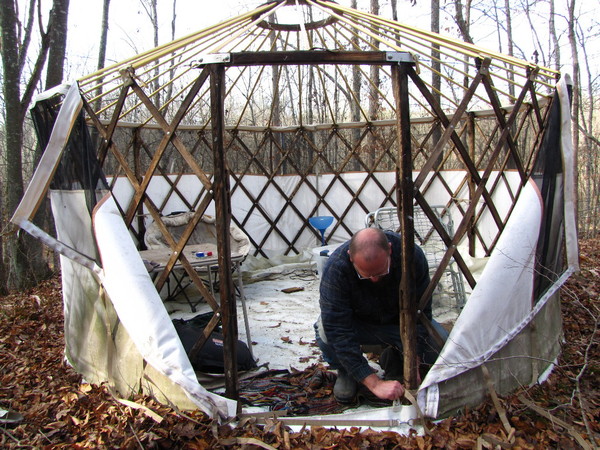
xmin=348 ymin=228 xmax=390 ymax=262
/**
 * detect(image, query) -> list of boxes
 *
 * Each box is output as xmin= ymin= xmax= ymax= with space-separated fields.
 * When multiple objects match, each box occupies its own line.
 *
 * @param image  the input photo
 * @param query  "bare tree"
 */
xmin=139 ymin=0 xmax=161 ymax=107
xmin=367 ymin=0 xmax=381 ymax=167
xmin=549 ymin=0 xmax=561 ymax=71
xmin=504 ymin=0 xmax=515 ymax=100
xmin=98 ymin=0 xmax=111 ymax=72
xmin=368 ymin=0 xmax=381 ymax=124
xmin=566 ymin=0 xmax=580 ymax=194
xmin=93 ymin=0 xmax=111 ymax=110
xmin=431 ymin=0 xmax=442 ymax=168
xmin=164 ymin=0 xmax=178 ymax=106
xmin=45 ymin=0 xmax=69 ymax=90
xmin=575 ymin=18 xmax=599 ymax=237
xmin=0 ymin=177 xmax=6 ymax=295
xmin=39 ymin=0 xmax=70 ymax=275
xmin=351 ymin=0 xmax=362 ymax=146
xmin=452 ymin=0 xmax=474 ymax=44
xmin=0 ymin=0 xmax=65 ymax=290
xmin=270 ymin=31 xmax=281 ymax=127
xmin=451 ymin=0 xmax=474 ymax=89
xmin=519 ymin=1 xmax=545 ymax=64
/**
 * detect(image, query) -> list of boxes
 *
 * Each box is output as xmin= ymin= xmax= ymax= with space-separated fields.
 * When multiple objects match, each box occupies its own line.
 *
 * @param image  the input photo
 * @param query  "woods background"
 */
xmin=1 ymin=0 xmax=599 ymax=294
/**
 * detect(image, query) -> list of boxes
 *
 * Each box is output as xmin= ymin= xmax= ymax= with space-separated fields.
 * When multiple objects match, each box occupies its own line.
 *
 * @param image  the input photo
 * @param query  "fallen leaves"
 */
xmin=1 ymin=238 xmax=599 ymax=448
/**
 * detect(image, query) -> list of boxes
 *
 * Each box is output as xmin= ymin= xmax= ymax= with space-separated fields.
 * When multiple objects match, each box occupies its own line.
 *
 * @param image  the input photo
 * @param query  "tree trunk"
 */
xmin=0 ymin=177 xmax=7 ymax=295
xmin=567 ymin=0 xmax=580 ymax=236
xmin=453 ymin=0 xmax=474 ymax=44
xmin=140 ymin=0 xmax=161 ymax=108
xmin=38 ymin=0 xmax=71 ymax=278
xmin=150 ymin=0 xmax=160 ymax=108
xmin=549 ymin=0 xmax=561 ymax=72
xmin=98 ymin=0 xmax=111 ymax=71
xmin=576 ymin=20 xmax=597 ymax=237
xmin=0 ymin=0 xmax=54 ymax=290
xmin=164 ymin=0 xmax=177 ymax=105
xmin=1 ymin=2 xmax=32 ymax=290
xmin=452 ymin=0 xmax=473 ymax=89
xmin=93 ymin=0 xmax=111 ymax=109
xmin=351 ymin=0 xmax=362 ymax=153
xmin=369 ymin=0 xmax=381 ymax=123
xmin=368 ymin=0 xmax=381 ymax=168
xmin=522 ymin=1 xmax=545 ymax=65
xmin=45 ymin=0 xmax=70 ymax=90
xmin=431 ymin=0 xmax=442 ymax=169
xmin=504 ymin=0 xmax=515 ymax=101
xmin=270 ymin=31 xmax=281 ymax=127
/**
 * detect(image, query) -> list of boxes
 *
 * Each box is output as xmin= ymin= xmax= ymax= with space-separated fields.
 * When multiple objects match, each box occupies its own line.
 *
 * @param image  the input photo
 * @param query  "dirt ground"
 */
xmin=1 ymin=239 xmax=598 ymax=448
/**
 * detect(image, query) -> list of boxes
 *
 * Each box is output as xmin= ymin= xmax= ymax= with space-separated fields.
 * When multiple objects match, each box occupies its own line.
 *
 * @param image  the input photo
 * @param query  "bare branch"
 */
xmin=19 ymin=8 xmax=52 ymax=119
xmin=17 ymin=0 xmax=37 ymax=74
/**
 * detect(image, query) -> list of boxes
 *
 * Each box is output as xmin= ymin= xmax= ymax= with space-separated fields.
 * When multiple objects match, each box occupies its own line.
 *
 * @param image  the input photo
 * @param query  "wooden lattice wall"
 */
xmin=104 ymin=100 xmax=549 ymax=260
xmin=79 ymin=53 xmax=553 ymax=396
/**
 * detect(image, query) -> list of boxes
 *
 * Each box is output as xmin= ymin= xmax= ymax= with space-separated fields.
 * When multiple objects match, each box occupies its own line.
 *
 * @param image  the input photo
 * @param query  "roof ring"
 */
xmin=254 ymin=0 xmax=340 ymax=32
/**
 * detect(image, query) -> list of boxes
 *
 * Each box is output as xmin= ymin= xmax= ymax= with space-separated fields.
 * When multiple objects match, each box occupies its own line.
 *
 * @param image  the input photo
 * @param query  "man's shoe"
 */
xmin=333 ymin=370 xmax=358 ymax=404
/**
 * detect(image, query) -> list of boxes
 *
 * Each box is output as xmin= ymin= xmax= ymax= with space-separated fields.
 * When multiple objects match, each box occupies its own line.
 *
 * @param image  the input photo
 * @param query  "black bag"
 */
xmin=173 ymin=314 xmax=256 ymax=373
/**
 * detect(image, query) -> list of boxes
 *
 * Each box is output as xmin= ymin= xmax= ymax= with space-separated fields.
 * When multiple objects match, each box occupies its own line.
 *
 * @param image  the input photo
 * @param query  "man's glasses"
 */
xmin=354 ymin=255 xmax=390 ymax=280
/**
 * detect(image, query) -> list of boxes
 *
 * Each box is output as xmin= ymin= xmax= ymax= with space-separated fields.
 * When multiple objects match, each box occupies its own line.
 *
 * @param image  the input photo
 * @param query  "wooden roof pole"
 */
xmin=392 ymin=62 xmax=418 ymax=390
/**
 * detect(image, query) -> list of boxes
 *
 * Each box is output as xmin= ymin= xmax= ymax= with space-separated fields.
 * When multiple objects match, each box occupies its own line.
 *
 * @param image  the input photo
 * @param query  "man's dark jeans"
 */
xmin=314 ymin=315 xmax=445 ymax=377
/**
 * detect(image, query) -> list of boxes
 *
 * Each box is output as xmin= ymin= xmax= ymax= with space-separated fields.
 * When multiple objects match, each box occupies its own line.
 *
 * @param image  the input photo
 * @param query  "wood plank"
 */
xmin=228 ymin=50 xmax=411 ymax=66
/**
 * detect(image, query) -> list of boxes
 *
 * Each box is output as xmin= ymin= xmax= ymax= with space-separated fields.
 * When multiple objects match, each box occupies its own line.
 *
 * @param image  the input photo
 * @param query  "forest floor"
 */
xmin=0 ymin=238 xmax=598 ymax=449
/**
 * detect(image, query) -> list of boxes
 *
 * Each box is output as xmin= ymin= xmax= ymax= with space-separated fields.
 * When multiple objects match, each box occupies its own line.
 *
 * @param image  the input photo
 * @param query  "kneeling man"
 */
xmin=314 ymin=227 xmax=441 ymax=403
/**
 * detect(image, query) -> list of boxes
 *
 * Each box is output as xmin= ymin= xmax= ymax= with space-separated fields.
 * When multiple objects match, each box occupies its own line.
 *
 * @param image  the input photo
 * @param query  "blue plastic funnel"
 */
xmin=309 ymin=215 xmax=334 ymax=246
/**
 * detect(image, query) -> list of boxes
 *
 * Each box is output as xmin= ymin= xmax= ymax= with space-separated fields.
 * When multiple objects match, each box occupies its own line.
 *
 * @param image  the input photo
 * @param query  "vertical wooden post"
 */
xmin=392 ymin=63 xmax=418 ymax=390
xmin=210 ymin=64 xmax=239 ymax=402
xmin=467 ymin=112 xmax=476 ymax=257
xmin=133 ymin=128 xmax=146 ymax=246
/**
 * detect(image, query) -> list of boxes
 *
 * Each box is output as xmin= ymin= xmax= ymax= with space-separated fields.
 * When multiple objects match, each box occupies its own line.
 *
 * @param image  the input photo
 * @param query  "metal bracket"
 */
xmin=194 ymin=53 xmax=231 ymax=66
xmin=385 ymin=52 xmax=415 ymax=63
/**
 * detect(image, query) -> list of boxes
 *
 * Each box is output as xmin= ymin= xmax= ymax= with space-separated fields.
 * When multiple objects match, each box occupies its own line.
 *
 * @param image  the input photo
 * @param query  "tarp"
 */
xmin=93 ymin=194 xmax=237 ymax=419
xmin=417 ymin=74 xmax=578 ymax=418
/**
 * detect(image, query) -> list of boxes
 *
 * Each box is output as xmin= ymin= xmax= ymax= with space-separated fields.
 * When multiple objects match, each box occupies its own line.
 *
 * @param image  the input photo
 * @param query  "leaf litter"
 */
xmin=0 ymin=238 xmax=598 ymax=448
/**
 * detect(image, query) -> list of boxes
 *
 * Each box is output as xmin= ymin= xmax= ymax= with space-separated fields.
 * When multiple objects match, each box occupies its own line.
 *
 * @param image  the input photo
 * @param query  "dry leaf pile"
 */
xmin=1 ymin=238 xmax=598 ymax=448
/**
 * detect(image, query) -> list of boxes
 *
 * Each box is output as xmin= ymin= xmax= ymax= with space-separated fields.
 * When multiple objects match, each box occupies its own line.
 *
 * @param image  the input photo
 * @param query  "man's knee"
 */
xmin=314 ymin=315 xmax=328 ymax=345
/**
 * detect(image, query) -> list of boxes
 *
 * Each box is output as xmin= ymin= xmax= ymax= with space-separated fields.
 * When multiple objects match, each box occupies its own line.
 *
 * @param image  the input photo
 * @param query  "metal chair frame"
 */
xmin=365 ymin=206 xmax=467 ymax=310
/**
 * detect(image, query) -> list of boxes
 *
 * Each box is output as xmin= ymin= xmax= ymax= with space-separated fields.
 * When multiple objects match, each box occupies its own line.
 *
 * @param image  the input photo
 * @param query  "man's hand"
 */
xmin=361 ymin=373 xmax=405 ymax=400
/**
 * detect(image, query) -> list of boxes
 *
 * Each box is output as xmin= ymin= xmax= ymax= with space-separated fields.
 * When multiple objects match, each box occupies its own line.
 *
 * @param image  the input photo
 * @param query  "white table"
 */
xmin=140 ymin=243 xmax=253 ymax=355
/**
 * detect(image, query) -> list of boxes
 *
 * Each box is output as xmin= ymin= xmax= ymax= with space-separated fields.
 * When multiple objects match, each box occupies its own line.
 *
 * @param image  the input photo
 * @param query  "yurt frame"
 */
xmin=11 ymin=0 xmax=578 ymax=425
